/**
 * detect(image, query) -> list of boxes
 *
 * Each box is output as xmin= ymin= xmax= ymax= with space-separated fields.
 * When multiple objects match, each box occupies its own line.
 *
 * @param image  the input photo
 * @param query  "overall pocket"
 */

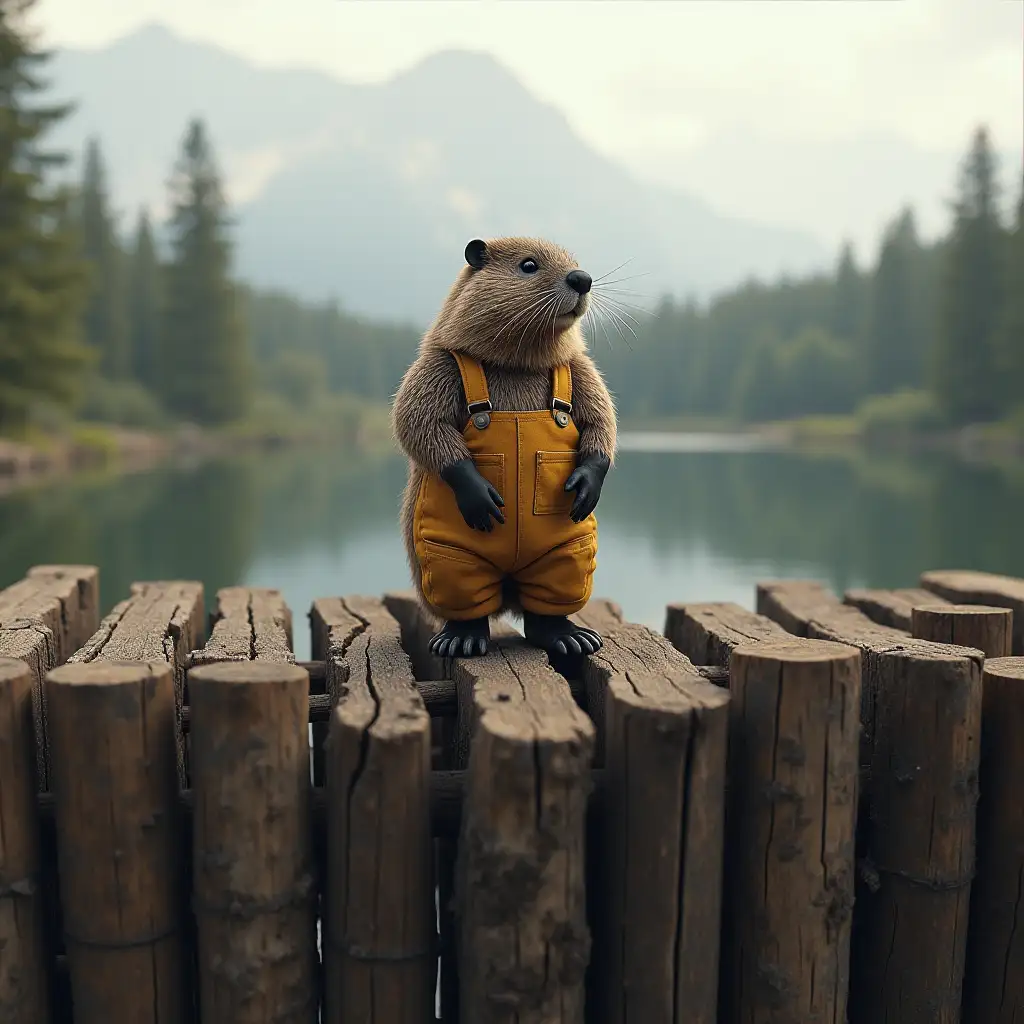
xmin=533 ymin=450 xmax=576 ymax=516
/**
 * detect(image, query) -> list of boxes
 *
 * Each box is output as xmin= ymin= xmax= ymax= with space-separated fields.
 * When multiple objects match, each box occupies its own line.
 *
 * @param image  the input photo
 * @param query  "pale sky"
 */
xmin=33 ymin=0 xmax=1024 ymax=259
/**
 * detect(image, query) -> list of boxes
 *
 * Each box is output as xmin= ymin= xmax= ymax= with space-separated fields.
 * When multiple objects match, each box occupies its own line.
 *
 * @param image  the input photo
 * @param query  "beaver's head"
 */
xmin=431 ymin=237 xmax=591 ymax=370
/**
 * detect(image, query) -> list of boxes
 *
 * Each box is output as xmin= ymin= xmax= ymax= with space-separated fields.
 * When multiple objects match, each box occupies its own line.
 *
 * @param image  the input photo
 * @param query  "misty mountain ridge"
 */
xmin=48 ymin=23 xmax=834 ymax=324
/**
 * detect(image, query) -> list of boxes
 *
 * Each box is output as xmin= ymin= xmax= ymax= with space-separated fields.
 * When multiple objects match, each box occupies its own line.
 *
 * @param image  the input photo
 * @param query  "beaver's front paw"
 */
xmin=523 ymin=612 xmax=603 ymax=656
xmin=429 ymin=616 xmax=491 ymax=658
xmin=564 ymin=451 xmax=610 ymax=523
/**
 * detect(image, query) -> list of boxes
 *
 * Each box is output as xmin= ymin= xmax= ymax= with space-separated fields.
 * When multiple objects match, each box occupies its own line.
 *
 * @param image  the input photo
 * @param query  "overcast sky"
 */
xmin=34 ymin=0 xmax=1024 ymax=259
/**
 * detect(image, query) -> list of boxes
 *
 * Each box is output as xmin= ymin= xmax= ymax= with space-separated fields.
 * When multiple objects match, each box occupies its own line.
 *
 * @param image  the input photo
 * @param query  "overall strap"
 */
xmin=451 ymin=352 xmax=491 ymax=414
xmin=551 ymin=365 xmax=573 ymax=426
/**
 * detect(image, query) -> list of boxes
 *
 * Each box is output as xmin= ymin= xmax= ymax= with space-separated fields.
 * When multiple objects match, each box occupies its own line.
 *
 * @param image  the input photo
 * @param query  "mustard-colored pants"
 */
xmin=413 ymin=354 xmax=597 ymax=620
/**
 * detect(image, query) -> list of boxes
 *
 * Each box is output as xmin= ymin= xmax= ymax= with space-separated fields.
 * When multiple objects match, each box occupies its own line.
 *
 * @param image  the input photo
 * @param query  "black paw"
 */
xmin=523 ymin=613 xmax=603 ymax=657
xmin=429 ymin=617 xmax=490 ymax=658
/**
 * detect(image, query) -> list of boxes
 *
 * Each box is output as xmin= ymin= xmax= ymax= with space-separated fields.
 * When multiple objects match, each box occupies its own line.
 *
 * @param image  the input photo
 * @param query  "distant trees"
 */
xmin=128 ymin=210 xmax=161 ymax=391
xmin=0 ymin=0 xmax=91 ymax=432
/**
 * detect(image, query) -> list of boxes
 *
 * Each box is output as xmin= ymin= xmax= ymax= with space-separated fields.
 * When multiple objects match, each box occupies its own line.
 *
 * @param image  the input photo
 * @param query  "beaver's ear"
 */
xmin=465 ymin=239 xmax=488 ymax=270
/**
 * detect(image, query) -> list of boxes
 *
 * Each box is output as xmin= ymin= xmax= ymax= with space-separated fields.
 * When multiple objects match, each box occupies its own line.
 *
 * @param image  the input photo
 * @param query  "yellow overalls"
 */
xmin=413 ymin=352 xmax=598 ymax=621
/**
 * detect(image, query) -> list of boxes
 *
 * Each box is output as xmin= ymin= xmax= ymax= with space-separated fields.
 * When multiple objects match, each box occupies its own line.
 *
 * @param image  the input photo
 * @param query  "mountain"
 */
xmin=46 ymin=24 xmax=829 ymax=324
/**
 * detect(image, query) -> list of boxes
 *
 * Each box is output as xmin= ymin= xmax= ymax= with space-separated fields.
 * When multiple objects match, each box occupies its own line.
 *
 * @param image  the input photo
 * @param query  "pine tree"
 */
xmin=127 ymin=208 xmax=161 ymax=391
xmin=0 ymin=0 xmax=91 ymax=432
xmin=79 ymin=136 xmax=129 ymax=378
xmin=831 ymin=242 xmax=867 ymax=348
xmin=995 ymin=174 xmax=1024 ymax=414
xmin=865 ymin=208 xmax=928 ymax=395
xmin=933 ymin=126 xmax=1006 ymax=423
xmin=159 ymin=118 xmax=250 ymax=424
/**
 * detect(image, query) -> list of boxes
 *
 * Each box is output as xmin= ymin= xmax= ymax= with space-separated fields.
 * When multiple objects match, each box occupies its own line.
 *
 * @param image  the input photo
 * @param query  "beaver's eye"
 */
xmin=519 ymin=258 xmax=539 ymax=274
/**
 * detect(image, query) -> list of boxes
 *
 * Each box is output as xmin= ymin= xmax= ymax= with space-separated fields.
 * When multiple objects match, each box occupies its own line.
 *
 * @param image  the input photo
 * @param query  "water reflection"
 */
xmin=1 ymin=441 xmax=1021 ymax=659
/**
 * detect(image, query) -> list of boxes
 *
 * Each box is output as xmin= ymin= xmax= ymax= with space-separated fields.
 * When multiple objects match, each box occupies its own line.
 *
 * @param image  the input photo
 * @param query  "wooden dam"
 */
xmin=1 ymin=562 xmax=1023 ymax=1022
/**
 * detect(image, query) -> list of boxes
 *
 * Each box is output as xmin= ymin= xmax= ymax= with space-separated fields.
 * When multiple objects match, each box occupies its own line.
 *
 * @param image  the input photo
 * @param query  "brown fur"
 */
xmin=391 ymin=237 xmax=618 ymax=625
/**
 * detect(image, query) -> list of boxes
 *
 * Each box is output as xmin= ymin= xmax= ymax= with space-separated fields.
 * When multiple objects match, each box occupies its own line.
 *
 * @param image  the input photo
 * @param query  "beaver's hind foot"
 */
xmin=429 ymin=617 xmax=490 ymax=658
xmin=523 ymin=612 xmax=603 ymax=657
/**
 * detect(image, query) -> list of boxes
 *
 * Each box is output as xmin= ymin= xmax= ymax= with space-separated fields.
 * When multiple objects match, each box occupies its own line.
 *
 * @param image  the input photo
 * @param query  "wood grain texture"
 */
xmin=844 ymin=586 xmax=951 ymax=631
xmin=582 ymin=621 xmax=729 ymax=1024
xmin=911 ymin=602 xmax=1013 ymax=658
xmin=664 ymin=601 xmax=790 ymax=668
xmin=756 ymin=579 xmax=983 ymax=1023
xmin=46 ymin=660 xmax=185 ymax=1024
xmin=921 ymin=569 xmax=1024 ymax=654
xmin=312 ymin=597 xmax=434 ymax=1024
xmin=0 ymin=658 xmax=49 ymax=1024
xmin=189 ymin=587 xmax=294 ymax=667
xmin=189 ymin=661 xmax=317 ymax=1024
xmin=721 ymin=639 xmax=860 ymax=1024
xmin=962 ymin=656 xmax=1024 ymax=1022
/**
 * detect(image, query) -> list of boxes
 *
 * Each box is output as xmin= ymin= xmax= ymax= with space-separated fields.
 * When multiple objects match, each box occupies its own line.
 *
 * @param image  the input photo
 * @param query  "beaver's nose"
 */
xmin=566 ymin=270 xmax=592 ymax=295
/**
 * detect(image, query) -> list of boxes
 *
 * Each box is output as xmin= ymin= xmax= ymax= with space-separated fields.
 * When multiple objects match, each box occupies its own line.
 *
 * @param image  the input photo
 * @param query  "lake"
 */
xmin=2 ymin=436 xmax=1021 ymax=659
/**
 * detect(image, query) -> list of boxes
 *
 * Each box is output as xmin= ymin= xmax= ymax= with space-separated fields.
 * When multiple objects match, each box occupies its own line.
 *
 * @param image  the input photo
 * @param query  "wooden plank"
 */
xmin=720 ymin=639 xmax=860 ymax=1024
xmin=69 ymin=581 xmax=204 ymax=785
xmin=912 ymin=602 xmax=1013 ymax=658
xmin=188 ymin=661 xmax=316 ymax=1023
xmin=921 ymin=569 xmax=1024 ymax=654
xmin=0 ymin=658 xmax=49 ymax=1023
xmin=0 ymin=565 xmax=99 ymax=664
xmin=313 ymin=597 xmax=433 ymax=1024
xmin=45 ymin=661 xmax=185 ymax=1024
xmin=756 ymin=579 xmax=983 ymax=1024
xmin=663 ymin=601 xmax=790 ymax=667
xmin=0 ymin=621 xmax=56 ymax=789
xmin=582 ymin=622 xmax=729 ymax=1024
xmin=963 ymin=656 xmax=1024 ymax=1021
xmin=844 ymin=586 xmax=951 ymax=631
xmin=454 ymin=635 xmax=593 ymax=1023
xmin=188 ymin=586 xmax=294 ymax=667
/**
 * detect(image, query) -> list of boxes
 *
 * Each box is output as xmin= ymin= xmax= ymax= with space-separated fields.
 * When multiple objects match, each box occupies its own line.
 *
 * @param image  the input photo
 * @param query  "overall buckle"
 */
xmin=551 ymin=397 xmax=572 ymax=427
xmin=468 ymin=400 xmax=492 ymax=430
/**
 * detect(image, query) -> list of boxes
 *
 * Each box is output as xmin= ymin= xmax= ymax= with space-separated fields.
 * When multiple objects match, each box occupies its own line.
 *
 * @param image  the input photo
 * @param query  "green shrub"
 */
xmin=855 ymin=389 xmax=945 ymax=438
xmin=77 ymin=376 xmax=169 ymax=429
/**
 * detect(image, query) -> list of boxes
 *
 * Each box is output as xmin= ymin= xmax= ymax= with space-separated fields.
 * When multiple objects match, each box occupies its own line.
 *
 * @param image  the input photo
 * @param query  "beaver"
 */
xmin=391 ymin=236 xmax=617 ymax=658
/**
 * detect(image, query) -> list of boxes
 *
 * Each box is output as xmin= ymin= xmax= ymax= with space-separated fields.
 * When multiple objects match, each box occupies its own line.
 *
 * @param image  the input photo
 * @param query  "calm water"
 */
xmin=2 ymin=437 xmax=1021 ymax=659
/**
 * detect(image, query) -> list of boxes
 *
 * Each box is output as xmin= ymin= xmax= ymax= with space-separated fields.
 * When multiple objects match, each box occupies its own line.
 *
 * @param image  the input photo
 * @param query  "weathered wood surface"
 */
xmin=0 ymin=565 xmax=99 ymax=665
xmin=756 ymin=579 xmax=983 ymax=1023
xmin=663 ymin=601 xmax=790 ymax=668
xmin=582 ymin=621 xmax=729 ymax=1024
xmin=0 ymin=659 xmax=49 ymax=1023
xmin=46 ymin=661 xmax=185 ymax=1024
xmin=313 ymin=597 xmax=434 ymax=1024
xmin=911 ymin=602 xmax=1013 ymax=658
xmin=0 ymin=565 xmax=100 ymax=789
xmin=920 ymin=569 xmax=1024 ymax=654
xmin=188 ymin=586 xmax=294 ymax=667
xmin=963 ymin=656 xmax=1024 ymax=1022
xmin=844 ymin=586 xmax=951 ymax=631
xmin=189 ymin=661 xmax=317 ymax=1024
xmin=68 ymin=581 xmax=204 ymax=783
xmin=453 ymin=633 xmax=593 ymax=1024
xmin=720 ymin=639 xmax=859 ymax=1024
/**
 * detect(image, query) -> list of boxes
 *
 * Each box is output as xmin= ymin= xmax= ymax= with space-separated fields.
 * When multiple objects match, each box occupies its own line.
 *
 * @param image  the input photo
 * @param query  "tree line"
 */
xmin=2 ymin=0 xmax=1021 ymax=438
xmin=595 ymin=127 xmax=1022 ymax=430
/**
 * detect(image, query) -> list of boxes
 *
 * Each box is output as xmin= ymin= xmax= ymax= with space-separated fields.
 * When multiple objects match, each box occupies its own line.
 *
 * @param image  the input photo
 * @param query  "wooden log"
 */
xmin=721 ymin=639 xmax=860 ymax=1024
xmin=69 ymin=581 xmax=204 ymax=784
xmin=382 ymin=590 xmax=450 ymax=682
xmin=188 ymin=586 xmax=294 ymax=667
xmin=844 ymin=586 xmax=951 ymax=631
xmin=921 ymin=569 xmax=1024 ymax=654
xmin=756 ymin=579 xmax=983 ymax=1023
xmin=46 ymin=660 xmax=185 ymax=1024
xmin=0 ymin=565 xmax=100 ymax=665
xmin=663 ymin=601 xmax=789 ymax=668
xmin=313 ymin=597 xmax=434 ymax=1024
xmin=455 ymin=634 xmax=594 ymax=1023
xmin=0 ymin=658 xmax=49 ymax=1023
xmin=963 ymin=656 xmax=1024 ymax=1021
xmin=583 ymin=622 xmax=730 ymax=1024
xmin=911 ymin=602 xmax=1013 ymax=658
xmin=188 ymin=660 xmax=317 ymax=1023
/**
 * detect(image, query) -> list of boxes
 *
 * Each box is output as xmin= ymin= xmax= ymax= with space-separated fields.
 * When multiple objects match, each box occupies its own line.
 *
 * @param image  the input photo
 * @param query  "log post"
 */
xmin=46 ymin=660 xmax=185 ymax=1024
xmin=911 ymin=602 xmax=1013 ymax=658
xmin=188 ymin=661 xmax=317 ymax=1023
xmin=721 ymin=639 xmax=860 ymax=1024
xmin=0 ymin=658 xmax=48 ymax=1023
xmin=963 ymin=656 xmax=1024 ymax=1021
